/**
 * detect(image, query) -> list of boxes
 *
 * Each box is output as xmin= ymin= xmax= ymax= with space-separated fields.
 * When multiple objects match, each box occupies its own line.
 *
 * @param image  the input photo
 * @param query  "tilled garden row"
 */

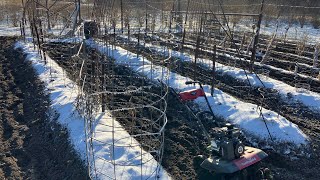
xmin=183 ymin=31 xmax=316 ymax=60
xmin=43 ymin=42 xmax=218 ymax=179
xmin=0 ymin=37 xmax=88 ymax=180
xmin=188 ymin=34 xmax=319 ymax=78
xmin=109 ymin=35 xmax=320 ymax=136
xmin=133 ymin=33 xmax=320 ymax=93
xmin=102 ymin=36 xmax=320 ymax=179
xmin=44 ymin=39 xmax=320 ymax=179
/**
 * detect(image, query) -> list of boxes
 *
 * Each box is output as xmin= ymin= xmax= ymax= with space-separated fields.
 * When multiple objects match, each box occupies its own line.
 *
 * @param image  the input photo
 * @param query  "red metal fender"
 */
xmin=233 ymin=153 xmax=261 ymax=170
xmin=200 ymin=146 xmax=268 ymax=174
xmin=179 ymin=88 xmax=205 ymax=101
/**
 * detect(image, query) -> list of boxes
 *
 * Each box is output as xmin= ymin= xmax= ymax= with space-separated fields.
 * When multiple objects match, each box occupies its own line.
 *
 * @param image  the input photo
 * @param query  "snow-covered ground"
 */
xmin=117 ymin=35 xmax=320 ymax=112
xmin=15 ymin=41 xmax=171 ymax=180
xmin=87 ymin=38 xmax=308 ymax=146
xmin=236 ymin=21 xmax=320 ymax=44
xmin=0 ymin=25 xmax=21 ymax=36
xmin=0 ymin=23 xmax=72 ymax=37
xmin=3 ymin=20 xmax=316 ymax=178
xmin=168 ymin=47 xmax=320 ymax=112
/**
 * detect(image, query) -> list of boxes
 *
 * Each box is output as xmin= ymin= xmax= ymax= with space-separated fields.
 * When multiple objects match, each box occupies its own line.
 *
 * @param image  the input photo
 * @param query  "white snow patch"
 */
xmin=15 ymin=41 xmax=171 ymax=180
xmin=117 ymin=36 xmax=320 ymax=111
xmin=237 ymin=22 xmax=320 ymax=44
xmin=0 ymin=25 xmax=21 ymax=36
xmin=87 ymin=39 xmax=309 ymax=145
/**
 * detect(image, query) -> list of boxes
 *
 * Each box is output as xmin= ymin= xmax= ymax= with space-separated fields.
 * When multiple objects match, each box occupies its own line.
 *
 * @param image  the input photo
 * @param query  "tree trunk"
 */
xmin=314 ymin=45 xmax=319 ymax=68
xmin=250 ymin=0 xmax=265 ymax=72
xmin=46 ymin=0 xmax=51 ymax=31
xmin=211 ymin=45 xmax=216 ymax=96
xmin=120 ymin=0 xmax=123 ymax=34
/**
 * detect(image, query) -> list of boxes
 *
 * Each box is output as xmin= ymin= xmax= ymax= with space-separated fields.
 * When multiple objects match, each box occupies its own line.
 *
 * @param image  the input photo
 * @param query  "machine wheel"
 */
xmin=234 ymin=142 xmax=245 ymax=158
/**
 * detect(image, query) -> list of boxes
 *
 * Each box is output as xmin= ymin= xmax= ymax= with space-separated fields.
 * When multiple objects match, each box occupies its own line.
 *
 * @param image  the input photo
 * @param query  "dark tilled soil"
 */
xmin=44 ymin=42 xmax=227 ymax=179
xmin=0 ymin=36 xmax=88 ymax=180
xmin=43 ymin=40 xmax=320 ymax=180
xmin=131 ymin=33 xmax=320 ymax=93
xmin=106 ymin=36 xmax=320 ymax=180
xmin=110 ymin=35 xmax=320 ymax=138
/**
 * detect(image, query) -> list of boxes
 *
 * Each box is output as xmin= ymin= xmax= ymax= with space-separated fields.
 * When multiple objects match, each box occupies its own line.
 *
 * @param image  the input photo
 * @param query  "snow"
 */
xmin=14 ymin=41 xmax=171 ymax=180
xmin=236 ymin=22 xmax=320 ymax=44
xmin=87 ymin=39 xmax=309 ymax=146
xmin=0 ymin=25 xmax=21 ymax=36
xmin=174 ymin=51 xmax=320 ymax=112
xmin=10 ymin=29 xmax=313 ymax=178
xmin=117 ymin=35 xmax=320 ymax=112
xmin=0 ymin=22 xmax=75 ymax=37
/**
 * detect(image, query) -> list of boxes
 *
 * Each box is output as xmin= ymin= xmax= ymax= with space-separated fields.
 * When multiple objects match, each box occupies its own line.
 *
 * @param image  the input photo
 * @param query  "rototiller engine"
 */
xmin=202 ymin=124 xmax=268 ymax=175
xmin=174 ymin=81 xmax=268 ymax=179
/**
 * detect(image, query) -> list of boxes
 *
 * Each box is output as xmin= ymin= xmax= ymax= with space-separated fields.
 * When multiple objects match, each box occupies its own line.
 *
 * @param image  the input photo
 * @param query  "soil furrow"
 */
xmin=0 ymin=37 xmax=88 ymax=180
xmin=44 ymin=41 xmax=320 ymax=180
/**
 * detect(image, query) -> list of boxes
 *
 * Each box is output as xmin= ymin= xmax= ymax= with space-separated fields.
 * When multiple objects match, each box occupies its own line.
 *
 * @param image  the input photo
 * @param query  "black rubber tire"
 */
xmin=234 ymin=142 xmax=245 ymax=158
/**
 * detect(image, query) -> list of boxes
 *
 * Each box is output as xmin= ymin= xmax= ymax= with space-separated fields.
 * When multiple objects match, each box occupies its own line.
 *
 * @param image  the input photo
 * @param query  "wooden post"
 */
xmin=211 ymin=45 xmax=216 ymax=96
xmin=128 ymin=23 xmax=130 ymax=42
xmin=250 ymin=0 xmax=265 ymax=72
xmin=32 ymin=5 xmax=42 ymax=59
xmin=314 ymin=45 xmax=319 ymax=68
xmin=137 ymin=27 xmax=140 ymax=58
xmin=177 ymin=0 xmax=182 ymax=33
xmin=194 ymin=15 xmax=203 ymax=80
xmin=101 ymin=61 xmax=105 ymax=112
xmin=182 ymin=0 xmax=190 ymax=49
xmin=145 ymin=3 xmax=148 ymax=36
xmin=78 ymin=0 xmax=81 ymax=21
xmin=21 ymin=0 xmax=26 ymax=41
xmin=29 ymin=20 xmax=36 ymax=50
xmin=151 ymin=15 xmax=155 ymax=35
xmin=120 ymin=0 xmax=124 ymax=34
xmin=45 ymin=0 xmax=51 ymax=30
xmin=35 ymin=0 xmax=39 ymax=17
xmin=91 ymin=51 xmax=96 ymax=93
xmin=20 ymin=21 xmax=23 ymax=38
xmin=240 ymin=33 xmax=246 ymax=52
xmin=294 ymin=63 xmax=298 ymax=79
xmin=113 ymin=21 xmax=116 ymax=48
xmin=39 ymin=19 xmax=47 ymax=64
xmin=246 ymin=36 xmax=254 ymax=55
xmin=22 ymin=19 xmax=26 ymax=41
xmin=169 ymin=3 xmax=174 ymax=33
xmin=261 ymin=25 xmax=278 ymax=64
xmin=194 ymin=34 xmax=201 ymax=80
